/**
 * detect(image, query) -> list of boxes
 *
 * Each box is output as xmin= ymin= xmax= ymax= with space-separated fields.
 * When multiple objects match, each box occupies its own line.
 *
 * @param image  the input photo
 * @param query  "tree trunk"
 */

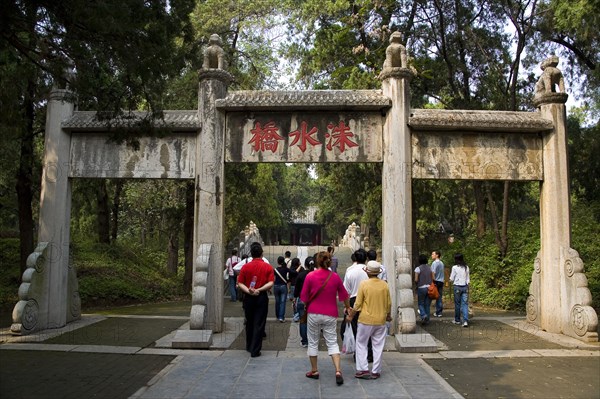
xmin=110 ymin=180 xmax=124 ymax=241
xmin=485 ymin=182 xmax=502 ymax=256
xmin=500 ymin=181 xmax=510 ymax=258
xmin=473 ymin=181 xmax=486 ymax=238
xmin=167 ymin=232 xmax=179 ymax=276
xmin=183 ymin=181 xmax=194 ymax=292
xmin=16 ymin=81 xmax=36 ymax=277
xmin=96 ymin=180 xmax=110 ymax=244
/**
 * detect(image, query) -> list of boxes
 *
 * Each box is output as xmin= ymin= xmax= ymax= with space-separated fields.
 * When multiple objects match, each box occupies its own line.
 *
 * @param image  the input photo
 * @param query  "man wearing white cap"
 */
xmin=346 ymin=260 xmax=391 ymax=380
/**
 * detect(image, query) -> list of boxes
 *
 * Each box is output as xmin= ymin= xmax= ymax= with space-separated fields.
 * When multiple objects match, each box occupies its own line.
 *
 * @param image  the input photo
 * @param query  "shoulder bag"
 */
xmin=300 ymin=271 xmax=333 ymax=323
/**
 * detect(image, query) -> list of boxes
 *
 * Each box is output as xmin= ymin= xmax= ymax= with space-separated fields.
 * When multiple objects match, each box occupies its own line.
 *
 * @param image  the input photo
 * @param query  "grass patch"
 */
xmin=0 ymin=237 xmax=188 ymax=311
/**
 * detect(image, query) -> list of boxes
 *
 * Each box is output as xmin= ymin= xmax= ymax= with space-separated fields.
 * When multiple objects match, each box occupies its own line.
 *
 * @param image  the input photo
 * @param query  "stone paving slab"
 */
xmin=421 ymin=318 xmax=565 ymax=351
xmin=0 ymin=350 xmax=175 ymax=399
xmin=131 ymin=350 xmax=462 ymax=399
xmin=426 ymin=356 xmax=600 ymax=399
xmin=43 ymin=317 xmax=188 ymax=347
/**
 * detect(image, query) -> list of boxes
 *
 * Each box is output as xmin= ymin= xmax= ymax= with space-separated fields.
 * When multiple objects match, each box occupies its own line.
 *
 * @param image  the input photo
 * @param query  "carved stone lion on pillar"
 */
xmin=202 ymin=34 xmax=226 ymax=70
xmin=534 ymin=55 xmax=565 ymax=95
xmin=383 ymin=31 xmax=408 ymax=69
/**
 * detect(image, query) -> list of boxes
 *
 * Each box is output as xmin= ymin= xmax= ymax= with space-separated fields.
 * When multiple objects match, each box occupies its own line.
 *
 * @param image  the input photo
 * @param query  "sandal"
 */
xmin=335 ymin=371 xmax=344 ymax=385
xmin=305 ymin=370 xmax=319 ymax=379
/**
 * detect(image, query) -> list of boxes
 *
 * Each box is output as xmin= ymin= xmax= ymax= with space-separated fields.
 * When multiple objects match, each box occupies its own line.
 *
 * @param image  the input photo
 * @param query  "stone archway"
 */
xmin=12 ymin=33 xmax=597 ymax=345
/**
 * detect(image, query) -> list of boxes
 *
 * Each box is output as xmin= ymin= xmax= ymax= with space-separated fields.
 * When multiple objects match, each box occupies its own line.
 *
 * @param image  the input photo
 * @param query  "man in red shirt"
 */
xmin=237 ymin=242 xmax=275 ymax=357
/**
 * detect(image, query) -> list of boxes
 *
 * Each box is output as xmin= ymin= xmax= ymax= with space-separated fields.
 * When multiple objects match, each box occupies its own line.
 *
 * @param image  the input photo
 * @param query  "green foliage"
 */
xmin=224 ymin=163 xmax=315 ymax=245
xmin=73 ymin=238 xmax=184 ymax=306
xmin=314 ymin=163 xmax=382 ymax=246
xmin=0 ymin=238 xmax=20 ymax=307
xmin=191 ymin=0 xmax=285 ymax=90
xmin=568 ymin=116 xmax=600 ymax=203
xmin=437 ymin=201 xmax=600 ymax=310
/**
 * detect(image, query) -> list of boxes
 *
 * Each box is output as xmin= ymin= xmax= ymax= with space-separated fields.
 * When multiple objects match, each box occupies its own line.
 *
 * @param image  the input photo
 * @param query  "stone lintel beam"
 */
xmin=409 ymin=109 xmax=554 ymax=133
xmin=215 ymin=90 xmax=391 ymax=111
xmin=62 ymin=110 xmax=200 ymax=132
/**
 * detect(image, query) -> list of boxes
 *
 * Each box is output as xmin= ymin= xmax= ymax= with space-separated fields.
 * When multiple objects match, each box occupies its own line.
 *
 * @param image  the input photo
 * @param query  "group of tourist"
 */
xmin=414 ymin=250 xmax=471 ymax=327
xmin=226 ymin=243 xmax=470 ymax=386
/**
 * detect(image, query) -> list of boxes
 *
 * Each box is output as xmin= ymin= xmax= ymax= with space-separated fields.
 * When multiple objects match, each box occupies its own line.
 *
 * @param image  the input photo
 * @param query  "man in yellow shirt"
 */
xmin=347 ymin=260 xmax=391 ymax=380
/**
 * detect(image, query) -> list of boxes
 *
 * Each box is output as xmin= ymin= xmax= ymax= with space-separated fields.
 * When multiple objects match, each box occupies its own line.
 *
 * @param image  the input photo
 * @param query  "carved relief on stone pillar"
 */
xmin=533 ymin=55 xmax=568 ymax=107
xmin=395 ymin=246 xmax=416 ymax=333
xmin=561 ymin=247 xmax=598 ymax=342
xmin=526 ymin=252 xmax=542 ymax=325
xmin=190 ymin=243 xmax=211 ymax=329
xmin=11 ymin=243 xmax=49 ymax=335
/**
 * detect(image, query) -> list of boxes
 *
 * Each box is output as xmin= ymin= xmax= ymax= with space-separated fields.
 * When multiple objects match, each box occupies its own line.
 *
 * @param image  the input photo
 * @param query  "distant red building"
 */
xmin=289 ymin=206 xmax=326 ymax=246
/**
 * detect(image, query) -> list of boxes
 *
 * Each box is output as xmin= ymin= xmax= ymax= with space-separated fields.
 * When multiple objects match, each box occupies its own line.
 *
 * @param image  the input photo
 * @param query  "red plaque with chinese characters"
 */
xmin=225 ymin=112 xmax=383 ymax=163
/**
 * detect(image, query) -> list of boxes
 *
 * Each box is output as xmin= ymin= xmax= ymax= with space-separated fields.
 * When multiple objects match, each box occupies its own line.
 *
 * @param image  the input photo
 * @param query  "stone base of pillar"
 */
xmin=171 ymin=329 xmax=213 ymax=349
xmin=395 ymin=331 xmax=438 ymax=352
xmin=527 ymin=247 xmax=598 ymax=342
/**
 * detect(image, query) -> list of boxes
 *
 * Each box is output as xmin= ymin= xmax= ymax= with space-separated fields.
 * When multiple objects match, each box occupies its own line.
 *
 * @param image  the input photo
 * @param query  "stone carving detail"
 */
xmin=533 ymin=55 xmax=568 ymax=107
xmin=237 ymin=221 xmax=263 ymax=257
xmin=409 ymin=109 xmax=554 ymax=132
xmin=526 ymin=251 xmax=542 ymax=325
xmin=395 ymin=246 xmax=416 ymax=333
xmin=340 ymin=222 xmax=363 ymax=251
xmin=199 ymin=34 xmax=234 ymax=84
xmin=203 ymin=34 xmax=226 ymax=70
xmin=383 ymin=32 xmax=408 ymax=69
xmin=561 ymin=247 xmax=598 ymax=341
xmin=533 ymin=257 xmax=541 ymax=274
xmin=526 ymin=295 xmax=537 ymax=322
xmin=535 ymin=55 xmax=564 ymax=95
xmin=11 ymin=243 xmax=48 ymax=335
xmin=378 ymin=31 xmax=416 ymax=81
xmin=216 ymin=90 xmax=390 ymax=111
xmin=190 ymin=243 xmax=212 ymax=329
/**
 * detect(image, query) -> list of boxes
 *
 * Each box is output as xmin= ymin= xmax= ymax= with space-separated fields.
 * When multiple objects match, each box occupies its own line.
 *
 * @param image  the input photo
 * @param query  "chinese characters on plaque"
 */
xmin=248 ymin=120 xmax=358 ymax=154
xmin=225 ymin=112 xmax=383 ymax=163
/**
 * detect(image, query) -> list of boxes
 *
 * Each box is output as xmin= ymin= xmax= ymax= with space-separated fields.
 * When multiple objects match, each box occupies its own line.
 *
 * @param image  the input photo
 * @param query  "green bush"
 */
xmin=72 ymin=239 xmax=184 ymax=307
xmin=0 ymin=236 xmax=186 ymax=310
xmin=0 ymin=238 xmax=21 ymax=307
xmin=438 ymin=201 xmax=600 ymax=311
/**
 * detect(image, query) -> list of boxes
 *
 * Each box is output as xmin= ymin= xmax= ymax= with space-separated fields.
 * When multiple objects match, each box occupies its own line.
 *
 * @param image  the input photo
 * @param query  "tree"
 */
xmin=531 ymin=0 xmax=600 ymax=115
xmin=1 ymin=0 xmax=195 ymax=275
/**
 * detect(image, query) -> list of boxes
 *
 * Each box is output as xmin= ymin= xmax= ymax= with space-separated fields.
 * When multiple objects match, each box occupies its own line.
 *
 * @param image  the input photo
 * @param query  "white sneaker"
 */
xmin=463 ymin=321 xmax=468 ymax=327
xmin=452 ymin=320 xmax=461 ymax=325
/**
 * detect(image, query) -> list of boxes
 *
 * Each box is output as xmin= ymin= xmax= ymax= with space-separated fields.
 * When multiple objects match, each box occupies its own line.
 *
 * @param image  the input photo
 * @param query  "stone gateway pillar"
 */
xmin=190 ymin=35 xmax=233 ymax=333
xmin=11 ymin=87 xmax=81 ymax=334
xmin=527 ymin=56 xmax=598 ymax=342
xmin=379 ymin=32 xmax=417 ymax=334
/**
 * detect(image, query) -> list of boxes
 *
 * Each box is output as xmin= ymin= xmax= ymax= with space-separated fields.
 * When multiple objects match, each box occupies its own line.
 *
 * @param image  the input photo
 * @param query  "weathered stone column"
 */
xmin=12 ymin=87 xmax=81 ymax=334
xmin=528 ymin=56 xmax=598 ymax=341
xmin=379 ymin=32 xmax=416 ymax=334
xmin=191 ymin=35 xmax=233 ymax=333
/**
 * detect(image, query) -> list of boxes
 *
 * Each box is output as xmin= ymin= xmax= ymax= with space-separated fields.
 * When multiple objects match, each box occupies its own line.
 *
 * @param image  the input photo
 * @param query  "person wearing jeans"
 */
xmin=225 ymin=250 xmax=241 ymax=302
xmin=431 ymin=250 xmax=445 ymax=317
xmin=449 ymin=253 xmax=470 ymax=327
xmin=274 ymin=256 xmax=290 ymax=322
xmin=294 ymin=257 xmax=313 ymax=347
xmin=414 ymin=254 xmax=434 ymax=325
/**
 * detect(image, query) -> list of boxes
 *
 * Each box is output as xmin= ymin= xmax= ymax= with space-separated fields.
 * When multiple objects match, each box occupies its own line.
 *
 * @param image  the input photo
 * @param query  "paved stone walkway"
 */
xmin=1 ymin=309 xmax=599 ymax=399
xmin=1 ymin=245 xmax=598 ymax=398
